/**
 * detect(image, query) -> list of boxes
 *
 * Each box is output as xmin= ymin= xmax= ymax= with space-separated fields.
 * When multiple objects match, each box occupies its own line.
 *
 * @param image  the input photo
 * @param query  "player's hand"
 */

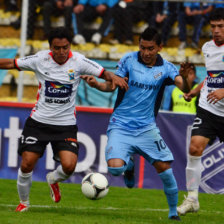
xmin=183 ymin=88 xmax=197 ymax=102
xmin=74 ymin=4 xmax=84 ymax=13
xmin=96 ymin=4 xmax=107 ymax=15
xmin=179 ymin=62 xmax=194 ymax=79
xmin=56 ymin=0 xmax=64 ymax=9
xmin=207 ymin=89 xmax=224 ymax=104
xmin=111 ymin=75 xmax=129 ymax=91
xmin=64 ymin=0 xmax=73 ymax=7
xmin=81 ymin=75 xmax=98 ymax=88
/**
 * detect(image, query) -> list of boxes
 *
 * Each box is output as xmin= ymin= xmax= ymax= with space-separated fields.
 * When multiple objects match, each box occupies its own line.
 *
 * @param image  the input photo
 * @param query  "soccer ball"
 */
xmin=81 ymin=172 xmax=109 ymax=200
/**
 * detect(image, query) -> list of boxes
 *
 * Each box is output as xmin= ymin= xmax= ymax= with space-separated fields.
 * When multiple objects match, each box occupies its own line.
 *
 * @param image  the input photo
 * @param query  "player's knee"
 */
xmin=62 ymin=164 xmax=76 ymax=175
xmin=108 ymin=166 xmax=126 ymax=176
xmin=189 ymin=144 xmax=203 ymax=156
xmin=20 ymin=162 xmax=34 ymax=173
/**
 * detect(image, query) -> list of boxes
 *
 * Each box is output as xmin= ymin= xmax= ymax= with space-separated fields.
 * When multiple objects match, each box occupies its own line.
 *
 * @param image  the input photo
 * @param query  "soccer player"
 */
xmin=82 ymin=26 xmax=192 ymax=221
xmin=177 ymin=8 xmax=224 ymax=215
xmin=0 ymin=27 xmax=128 ymax=212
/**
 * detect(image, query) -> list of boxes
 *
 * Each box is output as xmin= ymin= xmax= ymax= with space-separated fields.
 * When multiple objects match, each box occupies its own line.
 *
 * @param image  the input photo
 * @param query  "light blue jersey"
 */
xmin=107 ymin=51 xmax=178 ymax=134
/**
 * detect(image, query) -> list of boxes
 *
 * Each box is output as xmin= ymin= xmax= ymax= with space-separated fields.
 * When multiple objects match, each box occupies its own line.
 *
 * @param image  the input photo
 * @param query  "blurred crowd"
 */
xmin=4 ymin=0 xmax=224 ymax=49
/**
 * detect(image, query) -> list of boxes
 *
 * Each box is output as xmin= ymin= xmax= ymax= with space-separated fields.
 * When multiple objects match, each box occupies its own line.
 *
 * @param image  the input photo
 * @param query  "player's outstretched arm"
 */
xmin=183 ymin=82 xmax=203 ymax=102
xmin=100 ymin=70 xmax=129 ymax=91
xmin=81 ymin=75 xmax=114 ymax=92
xmin=207 ymin=88 xmax=224 ymax=104
xmin=0 ymin=59 xmax=15 ymax=69
xmin=175 ymin=62 xmax=195 ymax=93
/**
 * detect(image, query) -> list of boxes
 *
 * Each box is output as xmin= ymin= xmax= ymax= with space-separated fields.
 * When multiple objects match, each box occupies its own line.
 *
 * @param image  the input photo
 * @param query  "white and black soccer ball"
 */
xmin=81 ymin=173 xmax=109 ymax=200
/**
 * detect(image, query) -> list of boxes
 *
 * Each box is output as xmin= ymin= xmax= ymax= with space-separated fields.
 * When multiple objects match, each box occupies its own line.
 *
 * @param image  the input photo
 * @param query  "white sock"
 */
xmin=186 ymin=155 xmax=202 ymax=200
xmin=49 ymin=165 xmax=70 ymax=183
xmin=17 ymin=168 xmax=32 ymax=204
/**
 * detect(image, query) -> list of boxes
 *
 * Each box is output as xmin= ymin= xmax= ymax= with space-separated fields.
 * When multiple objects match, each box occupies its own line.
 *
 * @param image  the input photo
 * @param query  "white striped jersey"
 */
xmin=15 ymin=50 xmax=104 ymax=125
xmin=199 ymin=40 xmax=224 ymax=117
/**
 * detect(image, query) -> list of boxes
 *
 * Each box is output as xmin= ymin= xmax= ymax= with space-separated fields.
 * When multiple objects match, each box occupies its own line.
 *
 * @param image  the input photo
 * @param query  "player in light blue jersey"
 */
xmin=82 ymin=27 xmax=191 ymax=221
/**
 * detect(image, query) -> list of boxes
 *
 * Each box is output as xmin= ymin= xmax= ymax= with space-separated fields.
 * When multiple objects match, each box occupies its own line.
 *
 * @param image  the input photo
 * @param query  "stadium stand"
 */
xmin=0 ymin=0 xmax=211 ymax=105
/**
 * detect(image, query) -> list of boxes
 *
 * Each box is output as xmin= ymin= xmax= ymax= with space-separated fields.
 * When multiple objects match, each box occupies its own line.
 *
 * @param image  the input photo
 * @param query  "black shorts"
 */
xmin=18 ymin=117 xmax=79 ymax=161
xmin=191 ymin=106 xmax=224 ymax=144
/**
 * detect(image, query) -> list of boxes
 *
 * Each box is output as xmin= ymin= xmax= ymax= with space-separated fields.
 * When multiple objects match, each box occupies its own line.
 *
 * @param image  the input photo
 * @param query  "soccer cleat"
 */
xmin=179 ymin=41 xmax=187 ymax=50
xmin=73 ymin=34 xmax=86 ymax=45
xmin=169 ymin=215 xmax=181 ymax=221
xmin=108 ymin=39 xmax=119 ymax=45
xmin=15 ymin=202 xmax=29 ymax=212
xmin=124 ymin=158 xmax=135 ymax=188
xmin=91 ymin=32 xmax=102 ymax=45
xmin=177 ymin=196 xmax=199 ymax=215
xmin=46 ymin=172 xmax=61 ymax=203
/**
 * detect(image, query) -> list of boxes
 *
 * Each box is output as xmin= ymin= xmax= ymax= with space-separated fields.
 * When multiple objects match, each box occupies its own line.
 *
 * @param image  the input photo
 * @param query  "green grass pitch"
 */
xmin=0 ymin=179 xmax=223 ymax=224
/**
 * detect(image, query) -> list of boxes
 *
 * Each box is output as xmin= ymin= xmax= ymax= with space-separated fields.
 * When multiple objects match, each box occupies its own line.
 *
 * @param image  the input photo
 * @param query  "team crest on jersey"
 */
xmin=222 ymin=55 xmax=224 ymax=62
xmin=68 ymin=69 xmax=75 ymax=80
xmin=154 ymin=72 xmax=162 ymax=80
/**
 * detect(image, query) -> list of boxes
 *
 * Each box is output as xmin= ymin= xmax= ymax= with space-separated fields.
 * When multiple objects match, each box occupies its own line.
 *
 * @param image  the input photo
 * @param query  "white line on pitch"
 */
xmin=0 ymin=204 xmax=223 ymax=214
xmin=0 ymin=204 xmax=167 ymax=212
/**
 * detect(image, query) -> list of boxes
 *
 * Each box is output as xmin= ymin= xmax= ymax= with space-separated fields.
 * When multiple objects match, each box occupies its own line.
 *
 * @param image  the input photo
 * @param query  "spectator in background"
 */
xmin=214 ymin=0 xmax=224 ymax=8
xmin=11 ymin=0 xmax=77 ymax=40
xmin=170 ymin=63 xmax=198 ymax=114
xmin=178 ymin=2 xmax=213 ymax=49
xmin=11 ymin=0 xmax=47 ymax=39
xmin=150 ymin=1 xmax=179 ymax=46
xmin=27 ymin=0 xmax=47 ymax=39
xmin=109 ymin=0 xmax=151 ymax=45
xmin=4 ymin=0 xmax=18 ymax=12
xmin=72 ymin=0 xmax=118 ymax=45
xmin=42 ymin=0 xmax=76 ymax=39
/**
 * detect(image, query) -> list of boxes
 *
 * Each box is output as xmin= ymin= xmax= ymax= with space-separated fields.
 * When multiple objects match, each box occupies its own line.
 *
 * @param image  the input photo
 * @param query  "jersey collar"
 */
xmin=138 ymin=52 xmax=164 ymax=67
xmin=48 ymin=51 xmax=73 ymax=64
xmin=213 ymin=39 xmax=224 ymax=47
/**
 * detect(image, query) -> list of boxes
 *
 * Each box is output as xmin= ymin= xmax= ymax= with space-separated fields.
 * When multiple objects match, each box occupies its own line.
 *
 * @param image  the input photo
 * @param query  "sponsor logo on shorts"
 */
xmin=21 ymin=135 xmax=38 ymax=144
xmin=65 ymin=138 xmax=77 ymax=142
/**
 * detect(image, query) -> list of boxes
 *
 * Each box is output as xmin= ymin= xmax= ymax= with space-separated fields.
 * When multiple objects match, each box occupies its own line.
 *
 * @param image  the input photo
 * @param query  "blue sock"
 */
xmin=159 ymin=168 xmax=178 ymax=218
xmin=126 ymin=159 xmax=134 ymax=171
xmin=108 ymin=165 xmax=126 ymax=176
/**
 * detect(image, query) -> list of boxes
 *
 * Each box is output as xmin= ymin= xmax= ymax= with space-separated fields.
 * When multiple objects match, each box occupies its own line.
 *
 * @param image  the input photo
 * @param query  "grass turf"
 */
xmin=0 ymin=179 xmax=223 ymax=224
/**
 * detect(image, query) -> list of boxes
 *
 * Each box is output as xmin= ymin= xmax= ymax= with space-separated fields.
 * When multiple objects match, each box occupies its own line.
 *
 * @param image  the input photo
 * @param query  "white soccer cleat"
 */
xmin=177 ymin=195 xmax=200 ymax=215
xmin=91 ymin=32 xmax=102 ymax=45
xmin=73 ymin=34 xmax=86 ymax=45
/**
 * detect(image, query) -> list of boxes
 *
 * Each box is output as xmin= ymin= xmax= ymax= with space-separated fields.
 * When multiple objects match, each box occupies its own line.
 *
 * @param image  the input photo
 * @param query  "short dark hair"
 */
xmin=139 ymin=27 xmax=162 ymax=46
xmin=189 ymin=63 xmax=196 ymax=74
xmin=48 ymin=27 xmax=73 ymax=45
xmin=210 ymin=8 xmax=224 ymax=22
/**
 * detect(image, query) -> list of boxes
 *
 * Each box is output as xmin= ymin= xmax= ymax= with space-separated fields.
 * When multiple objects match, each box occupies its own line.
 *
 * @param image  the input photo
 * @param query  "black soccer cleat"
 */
xmin=124 ymin=157 xmax=135 ymax=188
xmin=169 ymin=215 xmax=181 ymax=221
